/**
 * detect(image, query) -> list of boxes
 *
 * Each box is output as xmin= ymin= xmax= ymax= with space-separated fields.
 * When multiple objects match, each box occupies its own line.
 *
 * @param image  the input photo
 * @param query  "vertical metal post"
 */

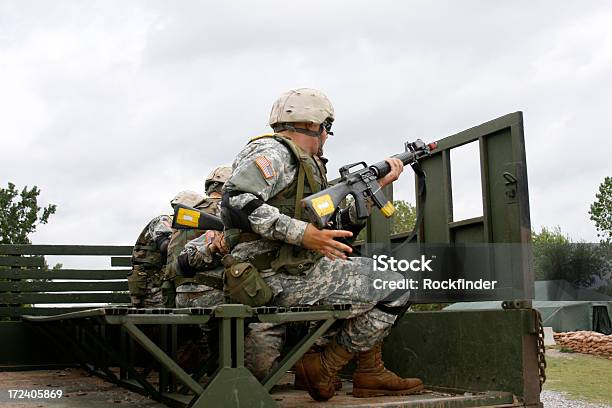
xmin=159 ymin=325 xmax=168 ymax=393
xmin=442 ymin=149 xmax=453 ymax=242
xmin=219 ymin=318 xmax=232 ymax=368
xmin=128 ymin=330 xmax=135 ymax=380
xmin=234 ymin=317 xmax=244 ymax=368
xmin=170 ymin=325 xmax=178 ymax=392
xmin=119 ymin=326 xmax=127 ymax=380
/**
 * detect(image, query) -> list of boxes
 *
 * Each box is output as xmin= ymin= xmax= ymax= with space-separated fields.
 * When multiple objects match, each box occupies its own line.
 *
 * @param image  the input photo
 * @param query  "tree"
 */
xmin=0 ymin=182 xmax=57 ymax=244
xmin=356 ymin=199 xmax=417 ymax=241
xmin=390 ymin=200 xmax=417 ymax=235
xmin=531 ymin=226 xmax=607 ymax=287
xmin=531 ymin=225 xmax=569 ymax=246
xmin=589 ymin=176 xmax=612 ymax=244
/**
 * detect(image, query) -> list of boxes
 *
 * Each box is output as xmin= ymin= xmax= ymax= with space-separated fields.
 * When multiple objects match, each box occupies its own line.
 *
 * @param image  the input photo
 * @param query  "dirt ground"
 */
xmin=0 ymin=368 xmax=164 ymax=408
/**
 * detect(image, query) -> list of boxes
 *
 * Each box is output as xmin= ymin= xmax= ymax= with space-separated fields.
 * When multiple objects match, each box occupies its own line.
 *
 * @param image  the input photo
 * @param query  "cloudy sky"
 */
xmin=1 ymin=0 xmax=611 ymax=257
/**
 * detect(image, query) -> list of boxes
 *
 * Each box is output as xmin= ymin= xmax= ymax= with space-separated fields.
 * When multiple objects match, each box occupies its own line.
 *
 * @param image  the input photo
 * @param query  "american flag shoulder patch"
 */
xmin=255 ymin=156 xmax=275 ymax=179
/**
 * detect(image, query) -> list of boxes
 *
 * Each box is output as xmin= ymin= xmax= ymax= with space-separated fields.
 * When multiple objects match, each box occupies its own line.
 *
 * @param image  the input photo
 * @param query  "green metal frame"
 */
xmin=370 ymin=112 xmax=534 ymax=303
xmin=384 ymin=308 xmax=542 ymax=407
xmin=22 ymin=304 xmax=351 ymax=408
xmin=0 ymin=244 xmax=133 ymax=320
xmin=417 ymin=112 xmax=531 ymax=246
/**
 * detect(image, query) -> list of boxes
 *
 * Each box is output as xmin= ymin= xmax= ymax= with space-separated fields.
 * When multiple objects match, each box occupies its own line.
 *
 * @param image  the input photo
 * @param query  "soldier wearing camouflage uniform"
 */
xmin=171 ymin=167 xmax=232 ymax=308
xmin=221 ymin=88 xmax=423 ymax=400
xmin=169 ymin=168 xmax=284 ymax=381
xmin=128 ymin=190 xmax=204 ymax=308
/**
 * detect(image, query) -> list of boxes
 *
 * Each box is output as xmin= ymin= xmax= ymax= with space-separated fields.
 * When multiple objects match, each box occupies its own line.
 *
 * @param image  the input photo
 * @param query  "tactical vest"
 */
xmin=165 ymin=197 xmax=221 ymax=287
xmin=230 ymin=134 xmax=328 ymax=273
xmin=131 ymin=217 xmax=168 ymax=282
xmin=259 ymin=134 xmax=328 ymax=220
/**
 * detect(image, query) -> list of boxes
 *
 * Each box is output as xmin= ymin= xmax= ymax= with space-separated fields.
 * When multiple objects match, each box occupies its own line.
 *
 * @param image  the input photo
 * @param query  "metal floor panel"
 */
xmin=0 ymin=369 xmax=522 ymax=408
xmin=272 ymin=377 xmax=518 ymax=408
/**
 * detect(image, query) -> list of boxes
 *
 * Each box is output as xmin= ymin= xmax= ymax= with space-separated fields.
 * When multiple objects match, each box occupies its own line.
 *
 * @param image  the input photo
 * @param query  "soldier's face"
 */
xmin=317 ymin=130 xmax=328 ymax=156
xmin=321 ymin=129 xmax=328 ymax=146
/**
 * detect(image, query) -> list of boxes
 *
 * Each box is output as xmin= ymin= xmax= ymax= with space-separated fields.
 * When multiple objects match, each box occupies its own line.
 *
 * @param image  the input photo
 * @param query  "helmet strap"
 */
xmin=274 ymin=123 xmax=322 ymax=138
xmin=274 ymin=123 xmax=325 ymax=156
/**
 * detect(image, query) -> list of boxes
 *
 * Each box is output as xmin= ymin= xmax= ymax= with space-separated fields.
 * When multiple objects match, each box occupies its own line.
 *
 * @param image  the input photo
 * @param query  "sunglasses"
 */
xmin=322 ymin=120 xmax=334 ymax=136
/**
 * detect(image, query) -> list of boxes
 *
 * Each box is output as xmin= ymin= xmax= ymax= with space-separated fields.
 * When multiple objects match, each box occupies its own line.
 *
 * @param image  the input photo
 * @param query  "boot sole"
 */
xmin=352 ymin=384 xmax=425 ymax=398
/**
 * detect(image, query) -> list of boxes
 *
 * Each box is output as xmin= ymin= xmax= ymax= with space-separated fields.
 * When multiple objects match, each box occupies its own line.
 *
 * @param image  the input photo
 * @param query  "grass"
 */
xmin=544 ymin=349 xmax=612 ymax=405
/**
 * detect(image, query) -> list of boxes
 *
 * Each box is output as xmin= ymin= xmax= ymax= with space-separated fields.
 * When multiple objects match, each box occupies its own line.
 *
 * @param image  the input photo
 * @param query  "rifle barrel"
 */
xmin=369 ymin=148 xmax=430 ymax=178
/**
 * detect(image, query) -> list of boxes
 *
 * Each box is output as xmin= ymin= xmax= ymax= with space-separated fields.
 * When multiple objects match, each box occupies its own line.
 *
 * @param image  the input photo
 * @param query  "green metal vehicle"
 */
xmin=0 ymin=112 xmax=544 ymax=407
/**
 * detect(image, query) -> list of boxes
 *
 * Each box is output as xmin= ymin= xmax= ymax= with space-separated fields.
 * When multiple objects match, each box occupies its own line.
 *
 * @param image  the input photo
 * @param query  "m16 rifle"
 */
xmin=301 ymin=139 xmax=437 ymax=229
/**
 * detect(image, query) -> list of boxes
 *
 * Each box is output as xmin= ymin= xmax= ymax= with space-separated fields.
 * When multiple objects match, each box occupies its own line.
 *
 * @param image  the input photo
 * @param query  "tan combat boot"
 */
xmin=352 ymin=343 xmax=424 ymax=397
xmin=295 ymin=340 xmax=354 ymax=401
xmin=294 ymin=345 xmax=342 ymax=391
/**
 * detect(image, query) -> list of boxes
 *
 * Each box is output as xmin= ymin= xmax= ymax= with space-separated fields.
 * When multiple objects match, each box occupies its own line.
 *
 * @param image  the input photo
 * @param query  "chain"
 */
xmin=535 ymin=309 xmax=547 ymax=390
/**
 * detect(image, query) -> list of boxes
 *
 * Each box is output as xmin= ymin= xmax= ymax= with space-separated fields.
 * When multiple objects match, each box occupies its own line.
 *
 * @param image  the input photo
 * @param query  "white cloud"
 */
xmin=0 ymin=0 xmax=610 ymax=247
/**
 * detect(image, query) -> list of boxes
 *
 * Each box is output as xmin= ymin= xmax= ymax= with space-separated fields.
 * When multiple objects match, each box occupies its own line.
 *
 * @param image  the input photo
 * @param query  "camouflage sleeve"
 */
xmin=181 ymin=235 xmax=216 ymax=270
xmin=223 ymin=138 xmax=308 ymax=245
xmin=146 ymin=215 xmax=173 ymax=247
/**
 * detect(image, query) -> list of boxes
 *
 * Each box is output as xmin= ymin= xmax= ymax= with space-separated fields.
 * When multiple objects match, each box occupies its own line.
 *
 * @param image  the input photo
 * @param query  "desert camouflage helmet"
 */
xmin=268 ymin=88 xmax=334 ymax=128
xmin=170 ymin=190 xmax=204 ymax=208
xmin=205 ymin=166 xmax=232 ymax=191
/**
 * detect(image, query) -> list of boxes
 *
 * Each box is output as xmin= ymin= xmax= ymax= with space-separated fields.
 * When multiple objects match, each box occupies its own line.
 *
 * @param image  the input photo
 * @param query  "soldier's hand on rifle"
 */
xmin=302 ymin=224 xmax=353 ymax=260
xmin=378 ymin=158 xmax=404 ymax=188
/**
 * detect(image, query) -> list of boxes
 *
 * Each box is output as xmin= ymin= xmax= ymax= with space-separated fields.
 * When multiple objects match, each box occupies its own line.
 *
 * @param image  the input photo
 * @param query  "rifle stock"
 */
xmin=301 ymin=183 xmax=353 ymax=229
xmin=172 ymin=204 xmax=224 ymax=231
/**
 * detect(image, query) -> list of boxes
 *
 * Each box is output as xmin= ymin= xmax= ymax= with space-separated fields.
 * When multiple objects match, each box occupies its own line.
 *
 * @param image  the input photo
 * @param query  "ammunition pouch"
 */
xmin=223 ymin=228 xmax=260 ymax=251
xmin=223 ymin=261 xmax=272 ymax=307
xmin=175 ymin=276 xmax=195 ymax=288
xmin=271 ymin=244 xmax=322 ymax=275
xmin=176 ymin=271 xmax=224 ymax=291
xmin=172 ymin=253 xmax=196 ymax=287
xmin=194 ymin=272 xmax=224 ymax=291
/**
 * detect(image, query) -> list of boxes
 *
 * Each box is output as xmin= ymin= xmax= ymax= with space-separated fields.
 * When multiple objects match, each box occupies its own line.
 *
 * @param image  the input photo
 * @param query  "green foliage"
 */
xmin=391 ymin=200 xmax=417 ymax=235
xmin=0 ymin=182 xmax=57 ymax=244
xmin=356 ymin=199 xmax=417 ymax=241
xmin=532 ymin=226 xmax=569 ymax=245
xmin=532 ymin=226 xmax=607 ymax=287
xmin=589 ymin=176 xmax=612 ymax=244
xmin=410 ymin=303 xmax=450 ymax=311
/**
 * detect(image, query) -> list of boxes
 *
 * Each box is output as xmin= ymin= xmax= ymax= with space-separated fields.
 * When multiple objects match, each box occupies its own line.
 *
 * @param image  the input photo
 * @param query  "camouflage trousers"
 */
xmin=128 ymin=267 xmax=165 ymax=308
xmin=175 ymin=283 xmax=284 ymax=381
xmin=127 ymin=281 xmax=164 ymax=308
xmin=175 ymin=283 xmax=225 ymax=308
xmin=264 ymin=256 xmax=409 ymax=353
xmin=144 ymin=283 xmax=165 ymax=308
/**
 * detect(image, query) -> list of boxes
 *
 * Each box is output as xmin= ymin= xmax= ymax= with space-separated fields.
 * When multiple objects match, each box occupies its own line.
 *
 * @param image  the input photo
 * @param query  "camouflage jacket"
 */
xmin=131 ymin=214 xmax=173 ymax=272
xmin=165 ymin=197 xmax=222 ymax=283
xmin=222 ymin=135 xmax=365 ymax=264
